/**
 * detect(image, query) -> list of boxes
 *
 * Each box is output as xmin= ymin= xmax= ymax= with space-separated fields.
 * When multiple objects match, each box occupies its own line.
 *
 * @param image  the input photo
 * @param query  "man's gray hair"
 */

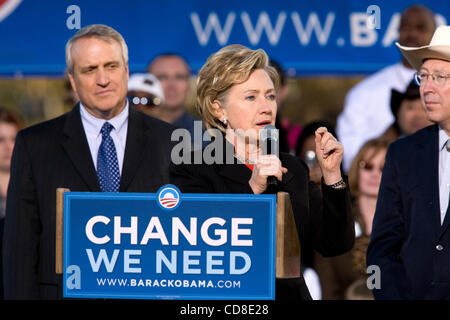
xmin=65 ymin=24 xmax=129 ymax=74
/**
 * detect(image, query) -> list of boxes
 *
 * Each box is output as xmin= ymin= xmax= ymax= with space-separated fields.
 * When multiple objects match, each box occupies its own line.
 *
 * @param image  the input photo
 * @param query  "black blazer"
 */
xmin=2 ymin=104 xmax=176 ymax=299
xmin=368 ymin=124 xmax=450 ymax=299
xmin=170 ymin=141 xmax=355 ymax=301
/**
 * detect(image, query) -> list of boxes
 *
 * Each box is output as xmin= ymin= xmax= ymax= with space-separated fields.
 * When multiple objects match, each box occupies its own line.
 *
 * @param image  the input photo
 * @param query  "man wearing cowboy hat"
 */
xmin=337 ymin=5 xmax=436 ymax=172
xmin=368 ymin=25 xmax=450 ymax=299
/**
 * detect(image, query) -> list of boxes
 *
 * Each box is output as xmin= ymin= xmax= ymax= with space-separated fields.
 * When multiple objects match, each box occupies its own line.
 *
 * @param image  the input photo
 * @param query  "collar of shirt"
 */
xmin=79 ymin=102 xmax=129 ymax=173
xmin=439 ymin=126 xmax=450 ymax=152
xmin=79 ymin=102 xmax=129 ymax=137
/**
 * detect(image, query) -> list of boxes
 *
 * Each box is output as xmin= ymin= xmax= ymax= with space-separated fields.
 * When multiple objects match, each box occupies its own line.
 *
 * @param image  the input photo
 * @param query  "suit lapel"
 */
xmin=416 ymin=125 xmax=442 ymax=240
xmin=420 ymin=125 xmax=450 ymax=241
xmin=442 ymin=202 xmax=450 ymax=237
xmin=61 ymin=104 xmax=100 ymax=191
xmin=61 ymin=106 xmax=152 ymax=192
xmin=119 ymin=108 xmax=148 ymax=191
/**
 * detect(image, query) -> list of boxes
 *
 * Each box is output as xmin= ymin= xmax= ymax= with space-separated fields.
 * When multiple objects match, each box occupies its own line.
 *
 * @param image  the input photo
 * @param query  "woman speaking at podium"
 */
xmin=169 ymin=45 xmax=354 ymax=301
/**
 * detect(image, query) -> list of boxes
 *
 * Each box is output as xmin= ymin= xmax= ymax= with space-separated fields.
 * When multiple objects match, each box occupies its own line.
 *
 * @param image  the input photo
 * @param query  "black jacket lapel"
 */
xmin=416 ymin=125 xmax=442 ymax=240
xmin=61 ymin=104 xmax=100 ymax=191
xmin=119 ymin=108 xmax=149 ymax=191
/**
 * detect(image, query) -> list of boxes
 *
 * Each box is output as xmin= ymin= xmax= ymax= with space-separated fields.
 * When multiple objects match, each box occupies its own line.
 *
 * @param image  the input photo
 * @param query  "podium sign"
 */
xmin=62 ymin=185 xmax=276 ymax=300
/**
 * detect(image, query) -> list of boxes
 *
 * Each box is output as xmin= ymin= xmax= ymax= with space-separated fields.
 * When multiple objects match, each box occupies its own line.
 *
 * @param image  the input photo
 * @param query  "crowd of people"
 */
xmin=1 ymin=4 xmax=449 ymax=301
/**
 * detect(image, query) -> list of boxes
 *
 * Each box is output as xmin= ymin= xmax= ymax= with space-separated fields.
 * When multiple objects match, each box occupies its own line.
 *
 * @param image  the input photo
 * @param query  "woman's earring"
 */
xmin=222 ymin=118 xmax=227 ymax=125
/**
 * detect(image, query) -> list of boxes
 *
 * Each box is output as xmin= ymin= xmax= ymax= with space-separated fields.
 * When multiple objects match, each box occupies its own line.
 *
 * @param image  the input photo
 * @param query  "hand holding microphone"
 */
xmin=248 ymin=125 xmax=287 ymax=194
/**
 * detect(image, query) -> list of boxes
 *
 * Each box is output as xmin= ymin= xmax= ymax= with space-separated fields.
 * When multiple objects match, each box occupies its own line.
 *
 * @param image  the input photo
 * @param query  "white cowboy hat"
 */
xmin=396 ymin=25 xmax=450 ymax=71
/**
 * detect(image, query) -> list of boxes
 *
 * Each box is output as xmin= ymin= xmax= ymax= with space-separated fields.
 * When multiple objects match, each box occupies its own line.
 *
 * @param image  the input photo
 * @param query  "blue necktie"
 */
xmin=97 ymin=122 xmax=120 ymax=192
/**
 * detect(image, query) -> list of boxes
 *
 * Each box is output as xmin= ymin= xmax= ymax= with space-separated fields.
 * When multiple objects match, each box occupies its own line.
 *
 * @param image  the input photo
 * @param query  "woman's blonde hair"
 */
xmin=196 ymin=44 xmax=279 ymax=133
xmin=348 ymin=138 xmax=390 ymax=197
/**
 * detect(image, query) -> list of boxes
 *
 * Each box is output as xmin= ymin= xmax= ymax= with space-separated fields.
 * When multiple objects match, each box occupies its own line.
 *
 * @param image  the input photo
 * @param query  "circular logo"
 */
xmin=157 ymin=185 xmax=181 ymax=210
xmin=0 ymin=0 xmax=22 ymax=23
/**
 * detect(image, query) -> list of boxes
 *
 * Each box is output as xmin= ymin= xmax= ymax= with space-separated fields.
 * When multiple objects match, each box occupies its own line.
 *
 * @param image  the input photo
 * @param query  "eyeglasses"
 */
xmin=414 ymin=71 xmax=450 ymax=87
xmin=128 ymin=96 xmax=161 ymax=107
xmin=359 ymin=160 xmax=383 ymax=173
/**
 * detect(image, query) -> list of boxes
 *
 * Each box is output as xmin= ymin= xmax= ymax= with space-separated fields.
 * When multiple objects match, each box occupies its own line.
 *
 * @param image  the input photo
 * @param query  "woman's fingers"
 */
xmin=248 ymin=155 xmax=288 ymax=193
xmin=256 ymin=155 xmax=287 ymax=180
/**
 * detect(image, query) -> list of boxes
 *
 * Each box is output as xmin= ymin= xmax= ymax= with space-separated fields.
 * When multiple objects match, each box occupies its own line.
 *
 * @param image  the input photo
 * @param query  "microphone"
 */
xmin=260 ymin=124 xmax=279 ymax=186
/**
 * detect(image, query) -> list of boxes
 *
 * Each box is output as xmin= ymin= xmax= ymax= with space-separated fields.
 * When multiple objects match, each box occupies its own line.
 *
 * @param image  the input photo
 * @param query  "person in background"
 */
xmin=315 ymin=138 xmax=389 ymax=300
xmin=381 ymin=78 xmax=432 ymax=141
xmin=270 ymin=59 xmax=302 ymax=154
xmin=0 ymin=107 xmax=24 ymax=300
xmin=147 ymin=53 xmax=198 ymax=136
xmin=63 ymin=76 xmax=80 ymax=111
xmin=337 ymin=5 xmax=436 ymax=171
xmin=128 ymin=73 xmax=165 ymax=119
xmin=0 ymin=108 xmax=24 ymax=215
xmin=170 ymin=44 xmax=354 ymax=303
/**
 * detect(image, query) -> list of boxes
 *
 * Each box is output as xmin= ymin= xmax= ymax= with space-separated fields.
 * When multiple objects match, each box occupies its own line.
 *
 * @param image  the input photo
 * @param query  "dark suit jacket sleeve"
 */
xmin=307 ymin=178 xmax=354 ymax=257
xmin=3 ymin=131 xmax=41 ymax=299
xmin=366 ymin=144 xmax=409 ymax=299
xmin=277 ymin=155 xmax=354 ymax=260
xmin=310 ymin=182 xmax=355 ymax=257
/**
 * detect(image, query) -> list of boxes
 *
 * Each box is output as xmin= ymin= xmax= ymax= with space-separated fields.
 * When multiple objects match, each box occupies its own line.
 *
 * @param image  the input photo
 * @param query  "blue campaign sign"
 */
xmin=0 ymin=1 xmax=449 ymax=76
xmin=62 ymin=185 xmax=276 ymax=300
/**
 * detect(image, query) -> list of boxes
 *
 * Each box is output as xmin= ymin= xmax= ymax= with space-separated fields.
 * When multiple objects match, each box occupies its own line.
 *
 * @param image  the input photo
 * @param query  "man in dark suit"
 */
xmin=367 ymin=25 xmax=450 ymax=299
xmin=2 ymin=24 xmax=175 ymax=299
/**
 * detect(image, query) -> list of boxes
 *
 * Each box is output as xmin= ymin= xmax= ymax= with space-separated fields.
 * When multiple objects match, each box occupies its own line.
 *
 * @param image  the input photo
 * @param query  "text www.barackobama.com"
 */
xmin=96 ymin=278 xmax=241 ymax=289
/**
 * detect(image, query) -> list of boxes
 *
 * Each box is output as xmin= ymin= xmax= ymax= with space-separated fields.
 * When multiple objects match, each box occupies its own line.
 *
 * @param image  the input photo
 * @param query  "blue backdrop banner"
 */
xmin=0 ymin=0 xmax=448 ymax=76
xmin=62 ymin=185 xmax=276 ymax=300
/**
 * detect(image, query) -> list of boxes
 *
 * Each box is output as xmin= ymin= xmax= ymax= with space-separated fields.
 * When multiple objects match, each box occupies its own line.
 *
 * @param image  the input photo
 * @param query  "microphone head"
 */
xmin=260 ymin=124 xmax=278 ymax=140
xmin=262 ymin=124 xmax=276 ymax=131
xmin=260 ymin=124 xmax=279 ymax=156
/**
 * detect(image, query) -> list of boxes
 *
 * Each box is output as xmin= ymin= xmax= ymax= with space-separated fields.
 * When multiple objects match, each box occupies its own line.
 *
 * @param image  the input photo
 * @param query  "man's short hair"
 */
xmin=65 ymin=24 xmax=128 ymax=74
xmin=147 ymin=52 xmax=191 ymax=74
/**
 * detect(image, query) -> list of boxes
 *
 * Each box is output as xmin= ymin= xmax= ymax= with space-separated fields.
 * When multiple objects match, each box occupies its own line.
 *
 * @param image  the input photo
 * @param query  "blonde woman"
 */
xmin=170 ymin=45 xmax=354 ymax=302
